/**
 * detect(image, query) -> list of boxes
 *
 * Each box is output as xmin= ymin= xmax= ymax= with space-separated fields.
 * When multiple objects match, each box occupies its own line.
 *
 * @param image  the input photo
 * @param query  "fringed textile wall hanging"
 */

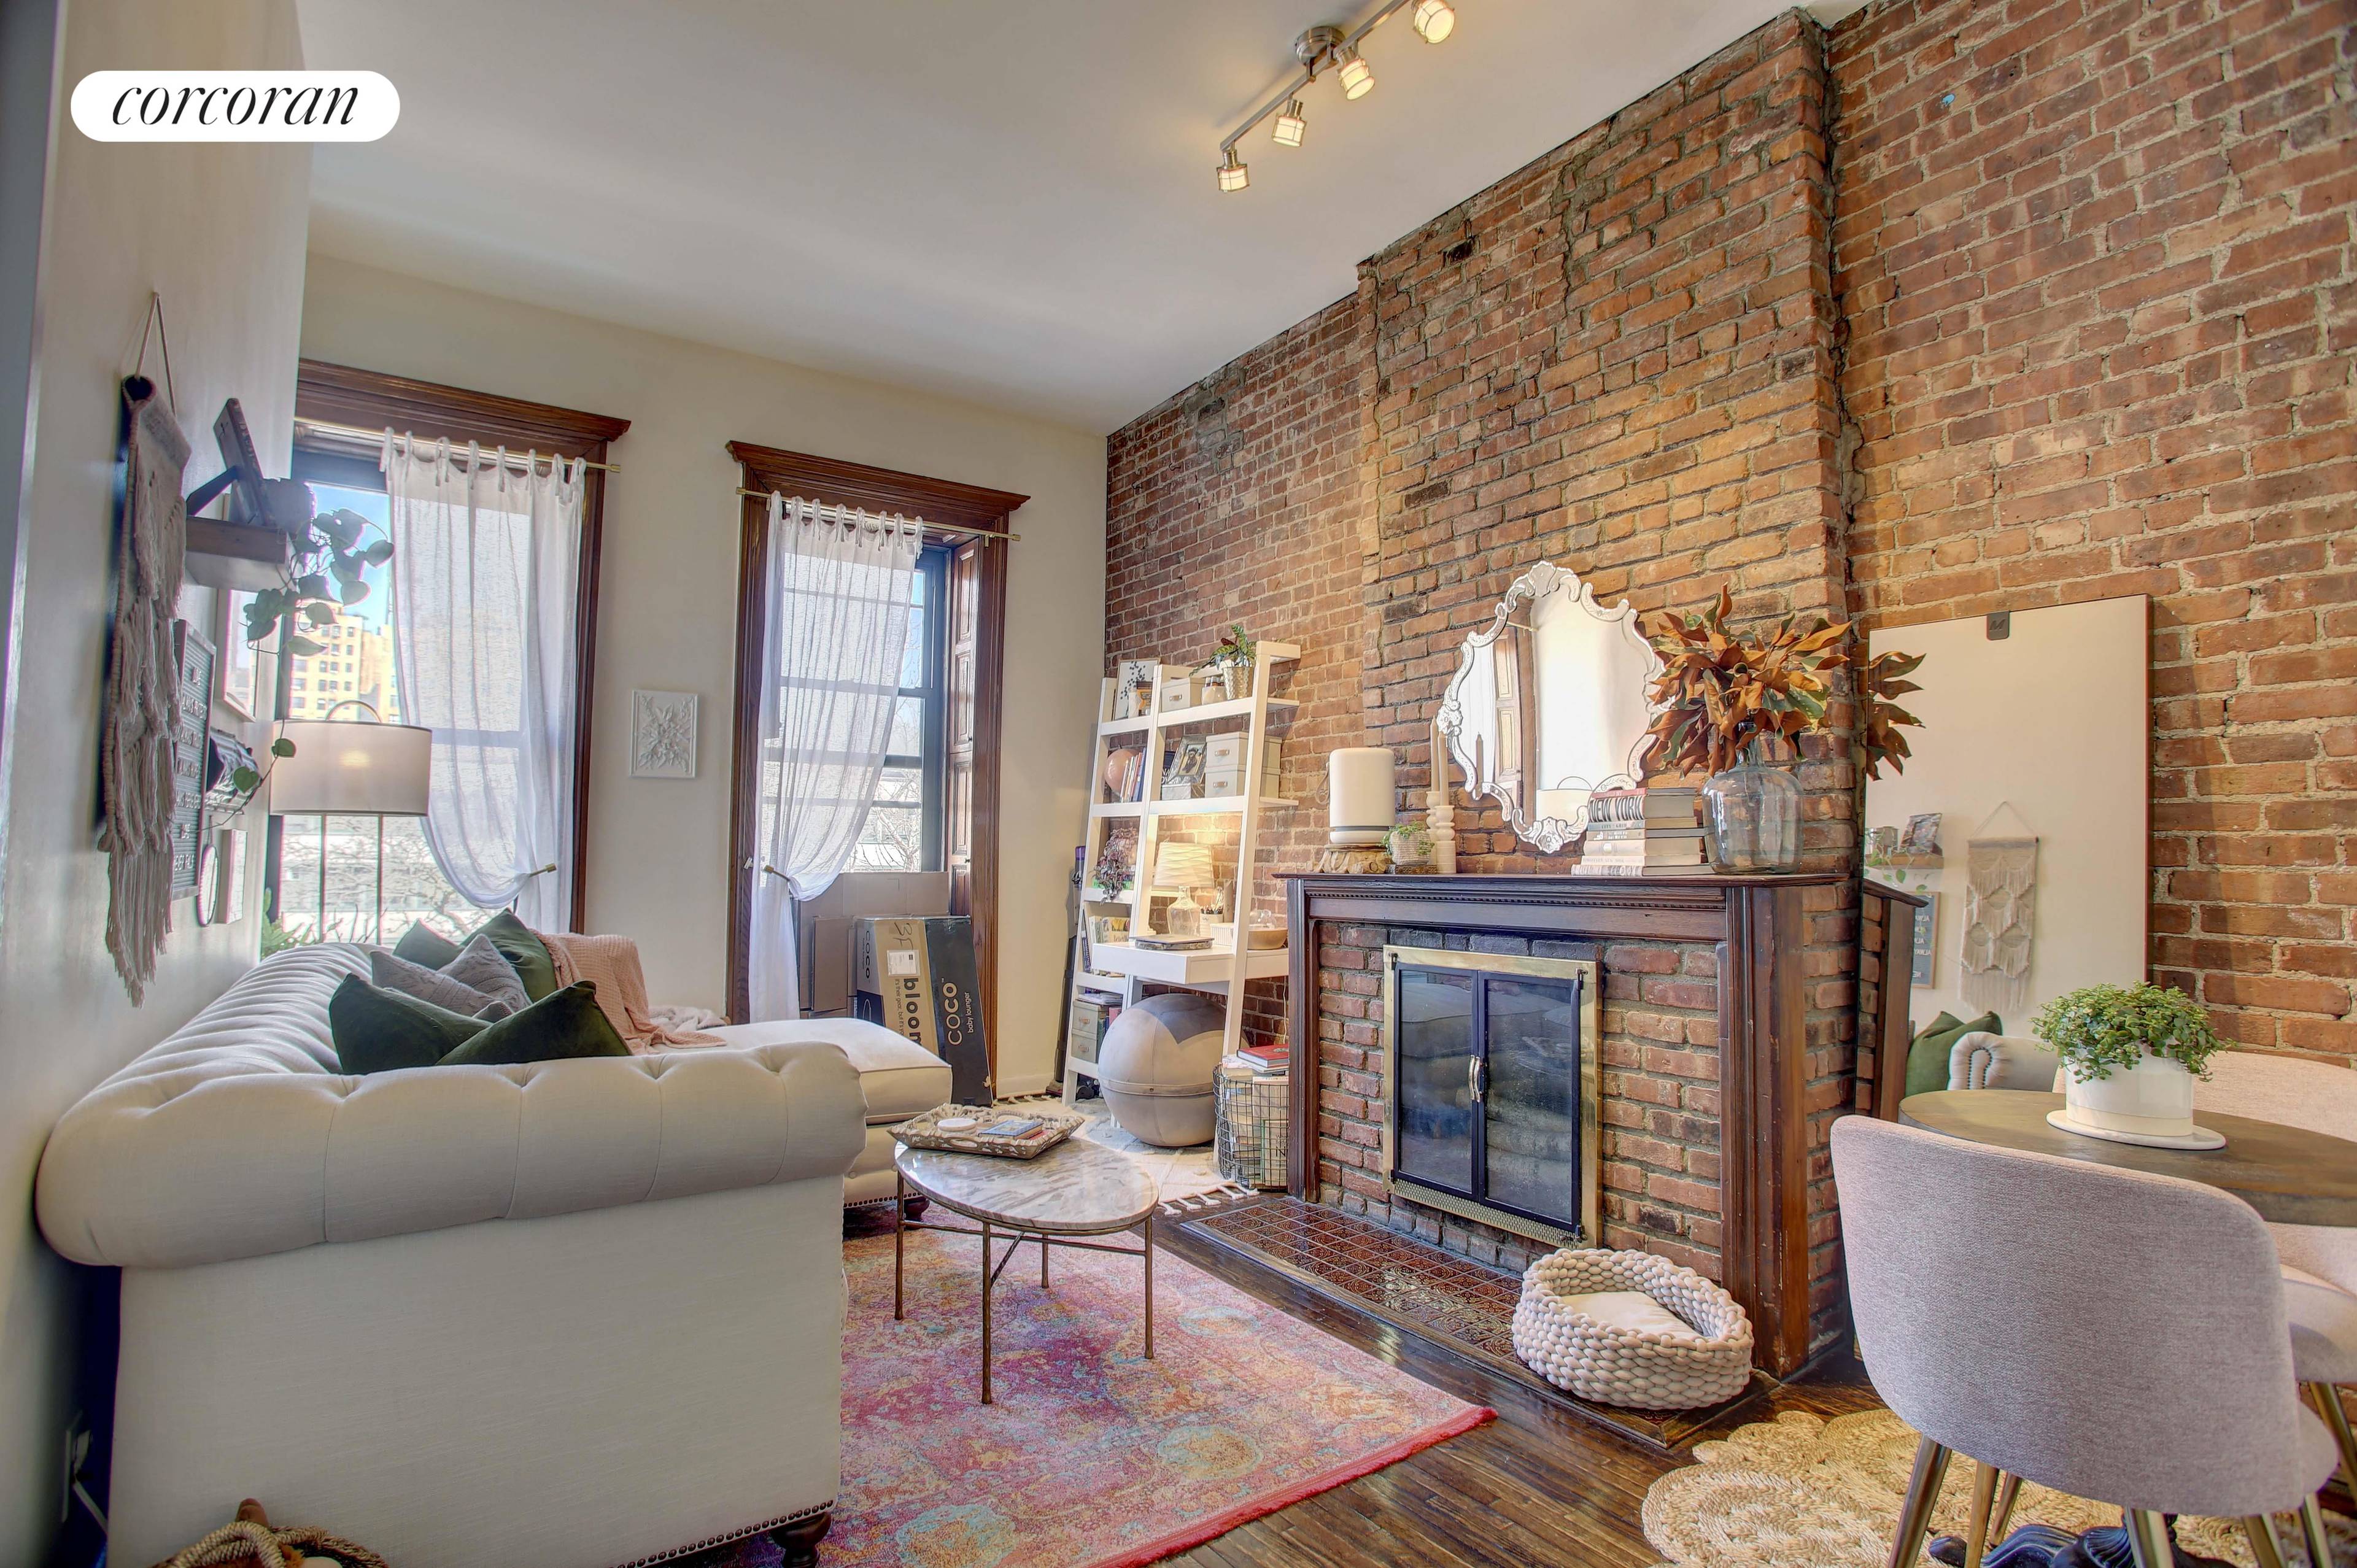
xmin=102 ymin=360 xmax=190 ymax=1003
xmin=1960 ymin=802 xmax=2038 ymax=1016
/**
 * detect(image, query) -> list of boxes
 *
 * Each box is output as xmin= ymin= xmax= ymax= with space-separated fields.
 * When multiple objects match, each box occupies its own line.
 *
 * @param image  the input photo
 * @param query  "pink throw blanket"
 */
xmin=537 ymin=930 xmax=723 ymax=1054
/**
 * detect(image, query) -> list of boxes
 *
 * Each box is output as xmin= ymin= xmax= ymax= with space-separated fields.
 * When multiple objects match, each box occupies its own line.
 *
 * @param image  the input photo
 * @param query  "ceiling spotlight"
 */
xmin=1337 ymin=47 xmax=1374 ymax=99
xmin=1273 ymin=98 xmax=1307 ymax=147
xmin=1215 ymin=3 xmax=1462 ymax=193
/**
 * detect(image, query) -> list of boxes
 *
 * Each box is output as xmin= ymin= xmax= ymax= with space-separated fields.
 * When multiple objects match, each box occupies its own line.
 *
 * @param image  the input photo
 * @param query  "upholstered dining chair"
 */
xmin=1832 ymin=1114 xmax=2339 ymax=1568
xmin=2196 ymin=1049 xmax=2357 ymax=1494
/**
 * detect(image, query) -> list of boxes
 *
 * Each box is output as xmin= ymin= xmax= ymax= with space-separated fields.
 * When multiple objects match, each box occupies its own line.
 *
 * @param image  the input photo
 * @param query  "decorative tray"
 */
xmin=893 ymin=1102 xmax=1085 ymax=1159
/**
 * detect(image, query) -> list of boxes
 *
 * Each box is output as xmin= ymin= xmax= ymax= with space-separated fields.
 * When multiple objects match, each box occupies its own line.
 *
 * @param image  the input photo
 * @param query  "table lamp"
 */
xmin=1151 ymin=841 xmax=1215 ymax=938
xmin=269 ymin=701 xmax=432 ymax=943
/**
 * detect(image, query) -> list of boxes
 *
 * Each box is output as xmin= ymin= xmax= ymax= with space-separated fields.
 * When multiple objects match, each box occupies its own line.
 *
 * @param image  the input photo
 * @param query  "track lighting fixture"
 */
xmin=1213 ymin=0 xmax=1458 ymax=191
xmin=1273 ymin=98 xmax=1307 ymax=148
xmin=1337 ymin=47 xmax=1374 ymax=99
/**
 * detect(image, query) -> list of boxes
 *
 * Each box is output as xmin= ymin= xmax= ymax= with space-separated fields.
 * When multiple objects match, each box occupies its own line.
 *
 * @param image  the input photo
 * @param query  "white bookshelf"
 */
xmin=1062 ymin=639 xmax=1300 ymax=1104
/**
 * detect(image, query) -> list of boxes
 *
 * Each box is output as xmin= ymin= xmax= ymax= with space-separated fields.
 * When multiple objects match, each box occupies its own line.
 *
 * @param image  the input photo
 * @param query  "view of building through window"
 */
xmin=756 ymin=546 xmax=948 ymax=879
xmin=274 ymin=482 xmax=471 ymax=946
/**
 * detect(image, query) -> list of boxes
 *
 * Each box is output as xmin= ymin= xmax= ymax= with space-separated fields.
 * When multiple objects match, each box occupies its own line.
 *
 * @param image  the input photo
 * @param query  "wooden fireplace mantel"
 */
xmin=1279 ymin=870 xmax=1845 ymax=1376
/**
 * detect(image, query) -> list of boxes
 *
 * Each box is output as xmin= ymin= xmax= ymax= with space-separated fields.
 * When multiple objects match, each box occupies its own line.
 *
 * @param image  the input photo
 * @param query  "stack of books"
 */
xmin=1234 ymin=1040 xmax=1289 ymax=1077
xmin=1575 ymin=787 xmax=1711 ymax=876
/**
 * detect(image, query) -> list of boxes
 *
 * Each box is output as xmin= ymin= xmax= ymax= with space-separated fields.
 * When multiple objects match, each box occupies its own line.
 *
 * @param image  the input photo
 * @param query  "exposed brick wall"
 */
xmin=1106 ymin=14 xmax=1865 ymax=1348
xmin=1104 ymin=296 xmax=1375 ymax=1042
xmin=1833 ymin=0 xmax=2357 ymax=1059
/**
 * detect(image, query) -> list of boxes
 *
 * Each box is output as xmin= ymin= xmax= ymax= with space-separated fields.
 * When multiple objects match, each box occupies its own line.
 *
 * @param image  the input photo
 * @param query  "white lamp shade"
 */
xmin=269 ymin=720 xmax=433 ymax=816
xmin=1328 ymin=747 xmax=1396 ymax=846
xmin=1153 ymin=841 xmax=1215 ymax=891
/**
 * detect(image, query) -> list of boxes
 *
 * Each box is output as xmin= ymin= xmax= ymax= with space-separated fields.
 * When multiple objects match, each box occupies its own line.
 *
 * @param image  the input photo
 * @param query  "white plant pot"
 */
xmin=2062 ymin=1048 xmax=2196 ymax=1138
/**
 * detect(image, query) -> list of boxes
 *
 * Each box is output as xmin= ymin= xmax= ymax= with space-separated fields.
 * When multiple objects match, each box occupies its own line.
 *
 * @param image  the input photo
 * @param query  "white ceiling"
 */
xmin=300 ymin=1 xmax=1866 ymax=434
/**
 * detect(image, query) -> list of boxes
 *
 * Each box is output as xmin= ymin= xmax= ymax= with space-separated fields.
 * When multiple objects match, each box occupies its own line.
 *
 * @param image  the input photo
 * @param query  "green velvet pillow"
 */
xmin=437 ymin=981 xmax=630 ymax=1068
xmin=478 ymin=910 xmax=559 ymax=1003
xmin=391 ymin=922 xmax=463 ymax=969
xmin=1905 ymin=1010 xmax=2003 ymax=1098
xmin=330 ymin=975 xmax=490 ymax=1075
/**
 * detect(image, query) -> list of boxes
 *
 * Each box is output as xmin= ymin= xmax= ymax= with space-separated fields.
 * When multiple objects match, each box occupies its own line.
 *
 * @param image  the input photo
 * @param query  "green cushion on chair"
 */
xmin=1905 ymin=1010 xmax=2003 ymax=1099
xmin=330 ymin=975 xmax=490 ymax=1075
xmin=437 ymin=981 xmax=630 ymax=1067
xmin=478 ymin=909 xmax=559 ymax=1002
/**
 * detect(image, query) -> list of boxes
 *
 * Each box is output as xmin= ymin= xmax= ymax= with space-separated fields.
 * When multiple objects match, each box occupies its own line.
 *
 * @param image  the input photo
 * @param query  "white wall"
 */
xmin=0 ymin=3 xmax=309 ymax=1560
xmin=299 ymin=256 xmax=1107 ymax=1094
xmin=1864 ymin=597 xmax=2151 ymax=1033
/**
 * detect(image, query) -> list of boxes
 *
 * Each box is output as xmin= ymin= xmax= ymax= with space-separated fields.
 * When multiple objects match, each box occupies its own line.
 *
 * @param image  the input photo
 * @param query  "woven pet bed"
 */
xmin=1511 ymin=1248 xmax=1753 ymax=1410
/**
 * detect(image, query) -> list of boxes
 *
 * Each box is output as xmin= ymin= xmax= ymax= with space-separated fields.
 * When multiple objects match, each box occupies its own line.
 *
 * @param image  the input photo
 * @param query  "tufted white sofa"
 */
xmin=35 ymin=945 xmax=885 ymax=1568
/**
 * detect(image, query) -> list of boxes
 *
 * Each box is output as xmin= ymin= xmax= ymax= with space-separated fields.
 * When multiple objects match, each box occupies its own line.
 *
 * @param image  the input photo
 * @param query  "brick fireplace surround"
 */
xmin=1104 ymin=0 xmax=2355 ymax=1365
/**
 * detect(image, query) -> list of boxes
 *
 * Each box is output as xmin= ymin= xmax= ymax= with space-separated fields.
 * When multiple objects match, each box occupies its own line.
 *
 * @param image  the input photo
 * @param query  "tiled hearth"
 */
xmin=1185 ymin=1196 xmax=1765 ymax=1451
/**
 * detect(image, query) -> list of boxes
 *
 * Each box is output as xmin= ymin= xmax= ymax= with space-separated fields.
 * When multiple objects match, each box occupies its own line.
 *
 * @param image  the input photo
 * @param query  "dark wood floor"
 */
xmin=1153 ymin=1218 xmax=1883 ymax=1568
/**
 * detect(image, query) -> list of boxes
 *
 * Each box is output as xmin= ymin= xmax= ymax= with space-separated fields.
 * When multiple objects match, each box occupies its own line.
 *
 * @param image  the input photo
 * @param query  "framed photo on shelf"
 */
xmin=216 ymin=589 xmax=261 ymax=720
xmin=1163 ymin=736 xmax=1207 ymax=798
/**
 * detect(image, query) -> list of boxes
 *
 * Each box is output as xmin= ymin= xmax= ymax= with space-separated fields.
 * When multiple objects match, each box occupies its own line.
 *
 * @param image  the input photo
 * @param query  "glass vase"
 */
xmin=1703 ymin=747 xmax=1802 ymax=872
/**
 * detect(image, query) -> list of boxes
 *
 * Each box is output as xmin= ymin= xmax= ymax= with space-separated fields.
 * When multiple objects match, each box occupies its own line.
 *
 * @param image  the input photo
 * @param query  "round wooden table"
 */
xmin=1900 ymin=1089 xmax=2357 ymax=1228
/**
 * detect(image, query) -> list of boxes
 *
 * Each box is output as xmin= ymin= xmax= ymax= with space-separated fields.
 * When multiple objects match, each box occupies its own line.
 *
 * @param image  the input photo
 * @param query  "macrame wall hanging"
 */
xmin=1959 ymin=801 xmax=2038 ymax=1016
xmin=101 ymin=296 xmax=190 ymax=1004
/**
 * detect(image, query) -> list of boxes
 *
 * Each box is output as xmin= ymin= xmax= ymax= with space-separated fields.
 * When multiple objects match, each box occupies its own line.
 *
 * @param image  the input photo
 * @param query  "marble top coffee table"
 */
xmin=893 ymin=1136 xmax=1161 ymax=1404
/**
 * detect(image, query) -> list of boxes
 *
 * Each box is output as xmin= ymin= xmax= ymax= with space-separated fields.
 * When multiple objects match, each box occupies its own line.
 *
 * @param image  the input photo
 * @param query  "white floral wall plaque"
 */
xmin=630 ymin=690 xmax=698 ymax=779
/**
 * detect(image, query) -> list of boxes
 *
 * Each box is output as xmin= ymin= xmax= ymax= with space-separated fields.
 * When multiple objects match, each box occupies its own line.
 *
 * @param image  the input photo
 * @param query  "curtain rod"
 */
xmin=296 ymin=418 xmax=622 ymax=473
xmin=735 ymin=487 xmax=1019 ymax=544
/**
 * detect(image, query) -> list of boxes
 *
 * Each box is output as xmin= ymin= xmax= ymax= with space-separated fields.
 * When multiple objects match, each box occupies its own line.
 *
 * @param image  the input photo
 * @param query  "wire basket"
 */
xmin=1215 ymin=1061 xmax=1288 ymax=1190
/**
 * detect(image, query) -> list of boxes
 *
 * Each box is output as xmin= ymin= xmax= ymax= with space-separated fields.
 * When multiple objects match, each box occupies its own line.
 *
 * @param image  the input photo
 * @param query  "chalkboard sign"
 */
xmin=169 ymin=621 xmax=211 ymax=898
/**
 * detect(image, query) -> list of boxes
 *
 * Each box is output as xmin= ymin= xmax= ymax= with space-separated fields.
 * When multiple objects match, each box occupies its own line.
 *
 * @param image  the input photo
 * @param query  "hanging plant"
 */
xmin=1637 ymin=587 xmax=1851 ymax=778
xmin=223 ymin=481 xmax=395 ymax=804
xmin=239 ymin=481 xmax=393 ymax=657
xmin=1856 ymin=647 xmax=1926 ymax=781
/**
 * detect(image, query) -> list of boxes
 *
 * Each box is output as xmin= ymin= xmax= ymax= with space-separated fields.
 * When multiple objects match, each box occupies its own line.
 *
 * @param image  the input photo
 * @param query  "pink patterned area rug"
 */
xmin=709 ymin=1226 xmax=1491 ymax=1568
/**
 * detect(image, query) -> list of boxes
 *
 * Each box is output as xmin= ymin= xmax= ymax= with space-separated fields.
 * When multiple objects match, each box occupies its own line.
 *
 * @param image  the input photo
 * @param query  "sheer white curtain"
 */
xmin=748 ymin=494 xmax=921 ymax=1020
xmin=381 ymin=434 xmax=582 ymax=930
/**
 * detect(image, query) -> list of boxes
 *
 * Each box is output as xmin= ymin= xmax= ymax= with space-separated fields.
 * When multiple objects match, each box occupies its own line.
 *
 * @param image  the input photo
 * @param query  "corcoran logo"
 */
xmin=71 ymin=71 xmax=398 ymax=142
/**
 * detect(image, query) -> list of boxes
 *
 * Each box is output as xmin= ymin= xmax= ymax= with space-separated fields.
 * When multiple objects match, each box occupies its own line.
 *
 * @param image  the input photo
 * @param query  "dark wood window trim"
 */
xmin=293 ymin=359 xmax=630 ymax=933
xmin=725 ymin=441 xmax=1026 ymax=1075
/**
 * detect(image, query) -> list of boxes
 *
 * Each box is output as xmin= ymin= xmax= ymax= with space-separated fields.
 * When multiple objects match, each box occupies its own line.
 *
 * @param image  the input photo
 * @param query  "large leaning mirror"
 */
xmin=1437 ymin=561 xmax=1663 ymax=854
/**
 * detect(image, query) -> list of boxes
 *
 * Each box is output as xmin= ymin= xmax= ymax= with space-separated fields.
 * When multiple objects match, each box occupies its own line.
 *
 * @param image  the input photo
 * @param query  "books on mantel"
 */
xmin=1575 ymin=786 xmax=1713 ymax=877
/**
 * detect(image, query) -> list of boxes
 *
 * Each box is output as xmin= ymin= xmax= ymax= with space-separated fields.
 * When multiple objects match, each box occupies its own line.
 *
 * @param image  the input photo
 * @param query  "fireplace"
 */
xmin=1381 ymin=946 xmax=1600 ymax=1249
xmin=1281 ymin=871 xmax=1846 ymax=1375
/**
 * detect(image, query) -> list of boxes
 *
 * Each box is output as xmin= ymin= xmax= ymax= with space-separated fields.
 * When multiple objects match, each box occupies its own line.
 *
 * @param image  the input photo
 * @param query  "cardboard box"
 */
xmin=854 ymin=915 xmax=991 ymax=1102
xmin=1204 ymin=735 xmax=1281 ymax=799
xmin=798 ymin=871 xmax=951 ymax=1016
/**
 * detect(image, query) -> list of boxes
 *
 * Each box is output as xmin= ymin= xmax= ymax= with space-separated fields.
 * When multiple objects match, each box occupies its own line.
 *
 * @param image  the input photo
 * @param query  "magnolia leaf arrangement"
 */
xmin=1637 ymin=587 xmax=1853 ymax=777
xmin=1856 ymin=648 xmax=1925 ymax=781
xmin=2032 ymin=981 xmax=2224 ymax=1082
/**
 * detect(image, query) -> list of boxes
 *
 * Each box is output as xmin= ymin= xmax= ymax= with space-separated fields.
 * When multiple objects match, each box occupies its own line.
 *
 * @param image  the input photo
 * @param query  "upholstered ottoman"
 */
xmin=703 ymin=1017 xmax=952 ymax=1207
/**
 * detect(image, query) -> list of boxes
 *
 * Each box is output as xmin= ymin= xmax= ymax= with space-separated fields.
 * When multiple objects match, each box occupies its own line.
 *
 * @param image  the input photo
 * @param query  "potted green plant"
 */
xmin=1204 ymin=624 xmax=1256 ymax=700
xmin=2033 ymin=982 xmax=2226 ymax=1141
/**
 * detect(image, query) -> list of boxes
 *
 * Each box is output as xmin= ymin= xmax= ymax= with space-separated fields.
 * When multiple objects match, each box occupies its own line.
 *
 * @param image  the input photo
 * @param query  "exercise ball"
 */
xmin=1097 ymin=992 xmax=1227 ymax=1147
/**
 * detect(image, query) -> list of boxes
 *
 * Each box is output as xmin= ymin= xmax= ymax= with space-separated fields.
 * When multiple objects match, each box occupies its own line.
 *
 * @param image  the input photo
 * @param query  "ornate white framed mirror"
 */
xmin=1436 ymin=561 xmax=1663 ymax=854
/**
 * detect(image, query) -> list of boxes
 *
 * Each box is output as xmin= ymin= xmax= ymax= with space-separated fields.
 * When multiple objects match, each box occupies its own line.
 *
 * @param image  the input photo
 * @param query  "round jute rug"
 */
xmin=1639 ymin=1408 xmax=2355 ymax=1568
